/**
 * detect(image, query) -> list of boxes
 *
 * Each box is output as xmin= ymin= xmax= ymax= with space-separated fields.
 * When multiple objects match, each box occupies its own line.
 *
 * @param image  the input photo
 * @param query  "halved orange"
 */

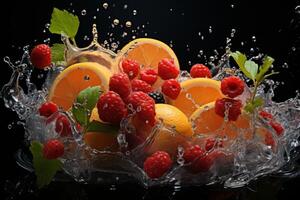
xmin=48 ymin=62 xmax=111 ymax=110
xmin=189 ymin=102 xmax=252 ymax=139
xmin=169 ymin=78 xmax=224 ymax=117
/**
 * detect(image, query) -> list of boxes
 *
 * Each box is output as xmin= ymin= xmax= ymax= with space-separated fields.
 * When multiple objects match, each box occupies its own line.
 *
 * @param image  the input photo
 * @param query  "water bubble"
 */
xmin=103 ymin=3 xmax=109 ymax=9
xmin=113 ymin=19 xmax=120 ymax=26
xmin=125 ymin=21 xmax=132 ymax=28
xmin=252 ymin=36 xmax=256 ymax=42
xmin=123 ymin=4 xmax=128 ymax=9
xmin=81 ymin=9 xmax=87 ymax=16
xmin=295 ymin=5 xmax=300 ymax=14
xmin=133 ymin=10 xmax=137 ymax=15
xmin=8 ymin=124 xmax=12 ymax=129
xmin=111 ymin=42 xmax=118 ymax=49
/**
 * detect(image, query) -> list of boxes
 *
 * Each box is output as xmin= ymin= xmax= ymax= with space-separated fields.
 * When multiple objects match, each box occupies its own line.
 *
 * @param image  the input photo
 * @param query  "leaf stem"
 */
xmin=71 ymin=37 xmax=77 ymax=47
xmin=250 ymin=81 xmax=259 ymax=103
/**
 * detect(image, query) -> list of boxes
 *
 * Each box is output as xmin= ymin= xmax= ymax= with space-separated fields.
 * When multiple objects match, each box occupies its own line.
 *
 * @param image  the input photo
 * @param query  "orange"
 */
xmin=189 ymin=102 xmax=252 ymax=139
xmin=169 ymin=78 xmax=224 ymax=117
xmin=48 ymin=62 xmax=111 ymax=110
xmin=84 ymin=107 xmax=119 ymax=151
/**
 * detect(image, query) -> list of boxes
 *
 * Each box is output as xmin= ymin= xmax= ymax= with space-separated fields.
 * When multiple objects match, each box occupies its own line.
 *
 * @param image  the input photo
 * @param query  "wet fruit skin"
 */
xmin=43 ymin=139 xmax=64 ymax=159
xmin=30 ymin=44 xmax=51 ymax=69
xmin=190 ymin=64 xmax=211 ymax=78
xmin=38 ymin=101 xmax=58 ymax=118
xmin=220 ymin=76 xmax=244 ymax=98
xmin=143 ymin=151 xmax=172 ymax=179
xmin=162 ymin=79 xmax=181 ymax=100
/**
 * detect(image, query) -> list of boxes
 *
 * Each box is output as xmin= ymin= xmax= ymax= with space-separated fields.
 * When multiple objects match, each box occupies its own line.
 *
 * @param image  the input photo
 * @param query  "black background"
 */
xmin=1 ymin=0 xmax=300 ymax=199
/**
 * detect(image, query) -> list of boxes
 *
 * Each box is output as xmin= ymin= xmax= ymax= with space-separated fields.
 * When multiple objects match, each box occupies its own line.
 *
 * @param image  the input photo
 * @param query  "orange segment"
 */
xmin=48 ymin=62 xmax=111 ymax=110
xmin=118 ymin=38 xmax=180 ymax=69
xmin=169 ymin=78 xmax=224 ymax=117
xmin=190 ymin=102 xmax=252 ymax=139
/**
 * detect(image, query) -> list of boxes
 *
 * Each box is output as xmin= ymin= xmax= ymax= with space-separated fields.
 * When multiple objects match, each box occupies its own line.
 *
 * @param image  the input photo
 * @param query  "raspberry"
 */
xmin=109 ymin=73 xmax=131 ymax=99
xmin=131 ymin=79 xmax=153 ymax=93
xmin=148 ymin=92 xmax=165 ymax=104
xmin=158 ymin=58 xmax=179 ymax=80
xmin=205 ymin=138 xmax=224 ymax=151
xmin=55 ymin=114 xmax=72 ymax=137
xmin=43 ymin=139 xmax=64 ymax=159
xmin=190 ymin=64 xmax=211 ymax=78
xmin=161 ymin=79 xmax=181 ymax=100
xmin=259 ymin=110 xmax=274 ymax=120
xmin=221 ymin=76 xmax=244 ymax=98
xmin=140 ymin=69 xmax=158 ymax=85
xmin=215 ymin=98 xmax=242 ymax=121
xmin=121 ymin=59 xmax=140 ymax=80
xmin=143 ymin=151 xmax=172 ymax=179
xmin=97 ymin=91 xmax=128 ymax=125
xmin=38 ymin=101 xmax=58 ymax=118
xmin=126 ymin=91 xmax=156 ymax=126
xmin=30 ymin=44 xmax=51 ymax=69
xmin=270 ymin=121 xmax=284 ymax=136
xmin=183 ymin=145 xmax=219 ymax=173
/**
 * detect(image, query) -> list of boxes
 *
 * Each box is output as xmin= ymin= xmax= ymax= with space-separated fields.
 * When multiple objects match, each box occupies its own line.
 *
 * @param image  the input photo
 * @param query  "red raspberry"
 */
xmin=221 ymin=76 xmax=244 ymax=98
xmin=38 ymin=101 xmax=58 ymax=118
xmin=97 ymin=91 xmax=128 ymax=125
xmin=215 ymin=98 xmax=242 ymax=121
xmin=109 ymin=73 xmax=131 ymax=99
xmin=131 ymin=79 xmax=153 ymax=93
xmin=30 ymin=44 xmax=51 ymax=69
xmin=190 ymin=64 xmax=211 ymax=78
xmin=140 ymin=69 xmax=158 ymax=85
xmin=121 ymin=59 xmax=140 ymax=80
xmin=143 ymin=151 xmax=172 ymax=179
xmin=158 ymin=58 xmax=179 ymax=80
xmin=183 ymin=145 xmax=221 ymax=173
xmin=161 ymin=79 xmax=181 ymax=100
xmin=259 ymin=110 xmax=274 ymax=120
xmin=125 ymin=91 xmax=156 ymax=126
xmin=270 ymin=121 xmax=284 ymax=136
xmin=205 ymin=138 xmax=224 ymax=151
xmin=55 ymin=114 xmax=72 ymax=137
xmin=43 ymin=139 xmax=64 ymax=159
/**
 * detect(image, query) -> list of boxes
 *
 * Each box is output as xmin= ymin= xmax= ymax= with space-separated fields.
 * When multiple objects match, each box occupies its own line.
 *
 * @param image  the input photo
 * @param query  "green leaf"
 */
xmin=244 ymin=60 xmax=259 ymax=81
xmin=244 ymin=97 xmax=264 ymax=113
xmin=256 ymin=56 xmax=274 ymax=83
xmin=86 ymin=120 xmax=119 ymax=134
xmin=72 ymin=86 xmax=102 ymax=127
xmin=30 ymin=141 xmax=62 ymax=188
xmin=49 ymin=8 xmax=79 ymax=38
xmin=51 ymin=43 xmax=65 ymax=63
xmin=230 ymin=51 xmax=252 ymax=80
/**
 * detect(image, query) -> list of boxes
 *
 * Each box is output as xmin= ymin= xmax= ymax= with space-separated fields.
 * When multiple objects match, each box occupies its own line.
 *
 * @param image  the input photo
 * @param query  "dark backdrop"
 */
xmin=1 ymin=0 xmax=300 ymax=199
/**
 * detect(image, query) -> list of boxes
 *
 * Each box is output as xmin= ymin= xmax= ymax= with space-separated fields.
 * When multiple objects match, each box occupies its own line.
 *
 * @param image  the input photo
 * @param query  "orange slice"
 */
xmin=189 ymin=102 xmax=252 ymax=139
xmin=48 ymin=62 xmax=111 ymax=110
xmin=118 ymin=38 xmax=180 ymax=69
xmin=169 ymin=78 xmax=224 ymax=117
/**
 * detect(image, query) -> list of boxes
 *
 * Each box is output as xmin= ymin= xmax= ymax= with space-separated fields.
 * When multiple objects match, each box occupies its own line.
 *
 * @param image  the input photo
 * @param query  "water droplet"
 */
xmin=295 ymin=5 xmax=300 ymax=14
xmin=208 ymin=26 xmax=213 ymax=33
xmin=84 ymin=75 xmax=90 ymax=81
xmin=188 ymin=61 xmax=192 ymax=65
xmin=83 ymin=35 xmax=89 ymax=41
xmin=291 ymin=46 xmax=296 ymax=51
xmin=199 ymin=50 xmax=204 ymax=55
xmin=121 ymin=32 xmax=128 ymax=37
xmin=111 ymin=42 xmax=118 ymax=49
xmin=144 ymin=33 xmax=148 ymax=37
xmin=231 ymin=29 xmax=236 ymax=37
xmin=8 ymin=124 xmax=12 ymax=129
xmin=133 ymin=10 xmax=137 ymax=15
xmin=198 ymin=32 xmax=201 ymax=36
xmin=241 ymin=41 xmax=244 ymax=46
xmin=81 ymin=9 xmax=87 ymax=16
xmin=132 ymin=35 xmax=136 ymax=39
xmin=125 ymin=21 xmax=132 ymax=28
xmin=201 ymin=36 xmax=205 ymax=40
xmin=93 ymin=16 xmax=97 ymax=19
xmin=231 ymin=4 xmax=235 ymax=8
xmin=252 ymin=36 xmax=256 ymax=42
xmin=45 ymin=23 xmax=50 ymax=29
xmin=170 ymin=8 xmax=173 ymax=12
xmin=123 ymin=4 xmax=128 ymax=9
xmin=37 ymin=74 xmax=44 ymax=79
xmin=96 ymin=8 xmax=100 ymax=12
xmin=103 ymin=3 xmax=109 ymax=9
xmin=113 ymin=19 xmax=120 ymax=26
xmin=250 ymin=48 xmax=255 ymax=53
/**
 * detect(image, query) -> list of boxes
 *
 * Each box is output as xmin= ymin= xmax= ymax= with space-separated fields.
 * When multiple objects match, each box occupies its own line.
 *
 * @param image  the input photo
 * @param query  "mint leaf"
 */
xmin=244 ymin=97 xmax=264 ymax=113
xmin=30 ymin=141 xmax=62 ymax=188
xmin=256 ymin=56 xmax=274 ymax=83
xmin=72 ymin=86 xmax=102 ymax=127
xmin=244 ymin=60 xmax=258 ymax=81
xmin=230 ymin=51 xmax=253 ymax=80
xmin=51 ymin=43 xmax=65 ymax=63
xmin=86 ymin=120 xmax=119 ymax=134
xmin=49 ymin=8 xmax=79 ymax=38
